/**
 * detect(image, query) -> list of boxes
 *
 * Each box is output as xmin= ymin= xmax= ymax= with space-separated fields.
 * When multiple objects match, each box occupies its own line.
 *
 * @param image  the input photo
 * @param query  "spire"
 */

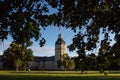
xmin=0 ymin=39 xmax=4 ymax=46
xmin=58 ymin=34 xmax=63 ymax=39
xmin=58 ymin=26 xmax=61 ymax=34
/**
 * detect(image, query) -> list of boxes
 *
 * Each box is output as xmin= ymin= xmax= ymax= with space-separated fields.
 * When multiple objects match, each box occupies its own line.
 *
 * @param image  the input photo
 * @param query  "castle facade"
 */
xmin=0 ymin=33 xmax=66 ymax=70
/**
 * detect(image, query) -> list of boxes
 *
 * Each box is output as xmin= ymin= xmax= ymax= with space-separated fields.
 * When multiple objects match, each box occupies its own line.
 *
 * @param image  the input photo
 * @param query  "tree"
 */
xmin=97 ymin=40 xmax=110 ymax=73
xmin=1 ymin=0 xmax=120 ymax=49
xmin=108 ymin=34 xmax=120 ymax=70
xmin=73 ymin=53 xmax=86 ymax=72
xmin=47 ymin=0 xmax=120 ymax=63
xmin=74 ymin=56 xmax=80 ymax=70
xmin=0 ymin=0 xmax=50 ymax=47
xmin=85 ymin=53 xmax=97 ymax=70
xmin=68 ymin=33 xmax=87 ymax=72
xmin=57 ymin=54 xmax=74 ymax=70
xmin=3 ymin=42 xmax=33 ymax=71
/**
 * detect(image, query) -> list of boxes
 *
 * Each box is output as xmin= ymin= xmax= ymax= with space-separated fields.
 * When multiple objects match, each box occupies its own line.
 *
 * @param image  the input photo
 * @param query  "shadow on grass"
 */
xmin=0 ymin=75 xmax=120 ymax=80
xmin=8 ymin=71 xmax=101 ymax=74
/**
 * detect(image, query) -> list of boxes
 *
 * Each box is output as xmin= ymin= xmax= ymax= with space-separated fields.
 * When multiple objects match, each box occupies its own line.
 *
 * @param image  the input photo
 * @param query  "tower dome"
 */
xmin=55 ymin=34 xmax=65 ymax=45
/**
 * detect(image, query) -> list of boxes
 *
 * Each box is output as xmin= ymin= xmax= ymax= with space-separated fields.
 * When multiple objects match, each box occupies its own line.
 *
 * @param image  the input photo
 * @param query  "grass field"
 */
xmin=0 ymin=71 xmax=120 ymax=80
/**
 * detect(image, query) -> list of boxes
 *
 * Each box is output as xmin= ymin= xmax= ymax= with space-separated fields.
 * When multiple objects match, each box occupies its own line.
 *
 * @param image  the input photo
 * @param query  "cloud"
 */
xmin=29 ymin=46 xmax=55 ymax=57
xmin=0 ymin=41 xmax=55 ymax=57
xmin=0 ymin=41 xmax=77 ymax=57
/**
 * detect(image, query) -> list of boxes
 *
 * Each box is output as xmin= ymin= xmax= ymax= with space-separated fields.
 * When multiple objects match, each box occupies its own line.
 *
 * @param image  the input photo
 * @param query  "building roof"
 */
xmin=34 ymin=56 xmax=55 ymax=62
xmin=0 ymin=55 xmax=54 ymax=62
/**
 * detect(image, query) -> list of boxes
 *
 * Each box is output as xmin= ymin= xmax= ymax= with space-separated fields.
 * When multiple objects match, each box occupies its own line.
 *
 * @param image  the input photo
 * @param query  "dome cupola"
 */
xmin=55 ymin=34 xmax=65 ymax=45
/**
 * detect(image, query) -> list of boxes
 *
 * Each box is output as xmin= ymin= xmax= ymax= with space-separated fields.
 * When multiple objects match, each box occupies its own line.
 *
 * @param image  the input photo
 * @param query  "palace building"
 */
xmin=29 ymin=33 xmax=66 ymax=70
xmin=0 ymin=33 xmax=67 ymax=70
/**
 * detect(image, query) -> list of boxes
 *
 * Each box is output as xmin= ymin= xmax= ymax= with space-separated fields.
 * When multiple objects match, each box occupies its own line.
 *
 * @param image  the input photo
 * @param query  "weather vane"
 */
xmin=58 ymin=26 xmax=61 ymax=34
xmin=0 ymin=38 xmax=4 ymax=46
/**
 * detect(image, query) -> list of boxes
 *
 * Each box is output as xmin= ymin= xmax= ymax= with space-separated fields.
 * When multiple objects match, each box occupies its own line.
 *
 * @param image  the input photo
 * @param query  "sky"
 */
xmin=29 ymin=26 xmax=78 ymax=57
xmin=0 ymin=26 xmax=78 ymax=57
xmin=0 ymin=25 xmax=116 ymax=57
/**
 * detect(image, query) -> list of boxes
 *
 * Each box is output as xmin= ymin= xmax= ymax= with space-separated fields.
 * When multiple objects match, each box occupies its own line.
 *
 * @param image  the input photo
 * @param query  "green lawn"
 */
xmin=0 ymin=71 xmax=120 ymax=80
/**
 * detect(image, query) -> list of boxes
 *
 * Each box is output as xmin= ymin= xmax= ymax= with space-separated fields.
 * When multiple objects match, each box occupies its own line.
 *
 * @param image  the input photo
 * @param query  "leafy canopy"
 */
xmin=3 ymin=42 xmax=33 ymax=70
xmin=0 ymin=0 xmax=50 ymax=46
xmin=47 ymin=0 xmax=120 ymax=54
xmin=0 ymin=0 xmax=120 ymax=52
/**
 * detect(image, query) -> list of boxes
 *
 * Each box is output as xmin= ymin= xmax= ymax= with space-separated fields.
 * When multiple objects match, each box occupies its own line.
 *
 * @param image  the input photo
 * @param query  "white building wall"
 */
xmin=29 ymin=61 xmax=55 ymax=70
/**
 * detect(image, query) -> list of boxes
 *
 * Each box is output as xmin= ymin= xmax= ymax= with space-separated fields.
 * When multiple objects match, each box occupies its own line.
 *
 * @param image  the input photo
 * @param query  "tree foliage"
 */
xmin=57 ymin=54 xmax=74 ymax=70
xmin=0 ymin=0 xmax=120 ymax=50
xmin=107 ymin=34 xmax=120 ymax=70
xmin=46 ymin=0 xmax=120 ymax=54
xmin=85 ymin=53 xmax=97 ymax=70
xmin=47 ymin=0 xmax=120 ymax=71
xmin=0 ymin=0 xmax=50 ymax=46
xmin=3 ymin=42 xmax=33 ymax=71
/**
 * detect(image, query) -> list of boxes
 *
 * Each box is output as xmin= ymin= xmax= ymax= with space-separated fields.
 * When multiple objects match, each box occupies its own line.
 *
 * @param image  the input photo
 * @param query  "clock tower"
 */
xmin=54 ymin=34 xmax=66 ymax=69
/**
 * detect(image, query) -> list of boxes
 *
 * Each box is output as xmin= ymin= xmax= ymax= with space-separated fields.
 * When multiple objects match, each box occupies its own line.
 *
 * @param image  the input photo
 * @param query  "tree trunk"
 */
xmin=16 ymin=60 xmax=19 ymax=71
xmin=16 ymin=59 xmax=21 ymax=71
